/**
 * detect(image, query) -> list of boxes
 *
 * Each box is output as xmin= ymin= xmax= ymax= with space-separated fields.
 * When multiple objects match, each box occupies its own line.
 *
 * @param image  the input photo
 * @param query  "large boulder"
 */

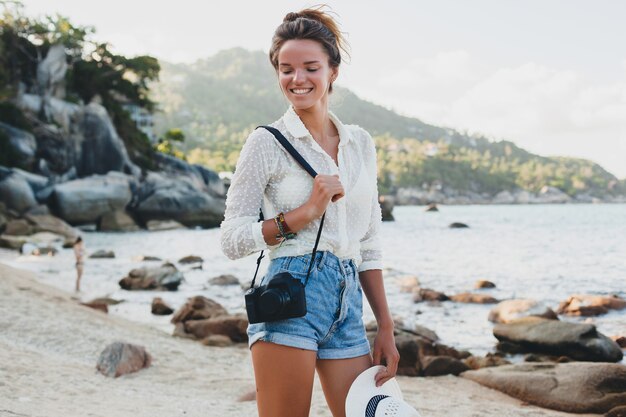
xmin=536 ymin=186 xmax=572 ymax=204
xmin=557 ymin=294 xmax=626 ymax=316
xmin=0 ymin=122 xmax=37 ymax=169
xmin=132 ymin=172 xmax=225 ymax=228
xmin=24 ymin=213 xmax=80 ymax=244
xmin=31 ymin=121 xmax=79 ymax=175
xmin=52 ymin=172 xmax=133 ymax=225
xmin=493 ymin=317 xmax=623 ymax=362
xmin=119 ymin=263 xmax=183 ymax=291
xmin=171 ymin=296 xmax=228 ymax=324
xmin=76 ymin=103 xmax=139 ymax=177
xmin=489 ymin=299 xmax=558 ymax=324
xmin=461 ymin=362 xmax=626 ymax=414
xmin=0 ymin=172 xmax=38 ymax=214
xmin=0 ymin=231 xmax=65 ymax=250
xmin=184 ymin=314 xmax=248 ymax=343
xmin=97 ymin=209 xmax=140 ymax=232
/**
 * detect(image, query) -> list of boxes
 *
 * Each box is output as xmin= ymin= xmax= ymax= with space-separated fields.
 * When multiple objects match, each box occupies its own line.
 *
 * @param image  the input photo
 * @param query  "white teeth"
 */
xmin=291 ymin=88 xmax=312 ymax=95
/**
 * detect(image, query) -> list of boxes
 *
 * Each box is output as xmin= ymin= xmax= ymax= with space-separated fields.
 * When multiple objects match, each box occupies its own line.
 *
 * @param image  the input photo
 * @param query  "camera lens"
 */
xmin=259 ymin=289 xmax=291 ymax=315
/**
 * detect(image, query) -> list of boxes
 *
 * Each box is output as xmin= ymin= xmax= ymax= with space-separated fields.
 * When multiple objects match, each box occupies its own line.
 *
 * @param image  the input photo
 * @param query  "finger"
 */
xmin=373 ymin=348 xmax=382 ymax=366
xmin=375 ymin=367 xmax=389 ymax=387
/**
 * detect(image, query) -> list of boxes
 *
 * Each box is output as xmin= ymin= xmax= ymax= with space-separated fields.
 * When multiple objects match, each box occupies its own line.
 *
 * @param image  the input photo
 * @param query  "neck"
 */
xmin=292 ymin=97 xmax=336 ymax=140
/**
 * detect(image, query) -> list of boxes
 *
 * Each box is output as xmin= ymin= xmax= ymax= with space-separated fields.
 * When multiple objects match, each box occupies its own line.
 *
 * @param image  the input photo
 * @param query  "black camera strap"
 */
xmin=249 ymin=125 xmax=326 ymax=289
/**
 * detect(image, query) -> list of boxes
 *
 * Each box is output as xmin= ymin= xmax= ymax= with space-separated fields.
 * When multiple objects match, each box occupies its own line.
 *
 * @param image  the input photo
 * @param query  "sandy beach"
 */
xmin=0 ymin=260 xmax=605 ymax=417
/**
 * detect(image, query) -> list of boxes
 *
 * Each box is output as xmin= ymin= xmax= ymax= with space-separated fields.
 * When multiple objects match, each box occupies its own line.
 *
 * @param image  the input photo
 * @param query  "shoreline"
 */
xmin=0 ymin=261 xmax=604 ymax=417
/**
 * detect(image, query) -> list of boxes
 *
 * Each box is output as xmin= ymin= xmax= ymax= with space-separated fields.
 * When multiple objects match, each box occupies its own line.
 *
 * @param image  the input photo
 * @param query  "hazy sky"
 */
xmin=19 ymin=0 xmax=626 ymax=178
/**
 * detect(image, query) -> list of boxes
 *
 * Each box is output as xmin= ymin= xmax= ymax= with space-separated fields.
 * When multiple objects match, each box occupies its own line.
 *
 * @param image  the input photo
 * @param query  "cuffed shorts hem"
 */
xmin=316 ymin=341 xmax=372 ymax=360
xmin=249 ymin=330 xmax=318 ymax=352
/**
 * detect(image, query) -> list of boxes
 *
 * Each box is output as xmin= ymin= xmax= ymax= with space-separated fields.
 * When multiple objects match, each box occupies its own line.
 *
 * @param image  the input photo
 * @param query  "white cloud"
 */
xmin=351 ymin=53 xmax=626 ymax=178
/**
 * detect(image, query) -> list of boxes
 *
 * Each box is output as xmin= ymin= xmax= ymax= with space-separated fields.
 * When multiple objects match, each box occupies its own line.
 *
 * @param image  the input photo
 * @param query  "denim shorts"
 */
xmin=247 ymin=251 xmax=371 ymax=360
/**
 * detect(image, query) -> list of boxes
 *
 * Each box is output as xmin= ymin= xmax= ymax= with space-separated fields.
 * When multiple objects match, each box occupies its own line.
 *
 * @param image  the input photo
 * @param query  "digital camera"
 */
xmin=245 ymin=272 xmax=307 ymax=324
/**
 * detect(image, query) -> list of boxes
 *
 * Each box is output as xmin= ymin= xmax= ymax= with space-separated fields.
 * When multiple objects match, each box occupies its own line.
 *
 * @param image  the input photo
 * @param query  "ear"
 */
xmin=330 ymin=67 xmax=339 ymax=82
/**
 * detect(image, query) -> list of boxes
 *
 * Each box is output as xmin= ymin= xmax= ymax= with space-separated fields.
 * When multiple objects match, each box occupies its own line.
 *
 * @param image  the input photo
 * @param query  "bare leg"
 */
xmin=251 ymin=341 xmax=317 ymax=417
xmin=316 ymin=354 xmax=372 ymax=417
xmin=75 ymin=265 xmax=83 ymax=292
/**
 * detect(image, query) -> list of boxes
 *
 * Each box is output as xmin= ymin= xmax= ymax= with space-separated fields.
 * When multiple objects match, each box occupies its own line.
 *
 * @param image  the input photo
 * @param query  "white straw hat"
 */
xmin=345 ymin=365 xmax=421 ymax=417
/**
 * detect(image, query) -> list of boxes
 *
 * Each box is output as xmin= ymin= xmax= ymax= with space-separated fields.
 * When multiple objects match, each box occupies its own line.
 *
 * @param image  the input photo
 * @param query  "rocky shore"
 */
xmin=1 ymin=261 xmax=614 ymax=417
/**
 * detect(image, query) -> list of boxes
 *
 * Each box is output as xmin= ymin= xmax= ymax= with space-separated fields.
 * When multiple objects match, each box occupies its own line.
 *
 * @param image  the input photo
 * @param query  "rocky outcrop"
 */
xmin=0 ymin=171 xmax=38 ymax=213
xmin=52 ymin=172 xmax=133 ymax=225
xmin=0 ymin=122 xmax=37 ymax=169
xmin=488 ymin=299 xmax=558 ymax=324
xmin=461 ymin=362 xmax=626 ymax=414
xmin=132 ymin=172 xmax=225 ymax=228
xmin=96 ymin=342 xmax=152 ymax=378
xmin=494 ymin=317 xmax=623 ymax=362
xmin=170 ymin=296 xmax=246 ymax=343
xmin=98 ymin=209 xmax=140 ymax=232
xmin=119 ymin=263 xmax=183 ymax=291
xmin=557 ymin=294 xmax=626 ymax=316
xmin=171 ymin=296 xmax=228 ymax=324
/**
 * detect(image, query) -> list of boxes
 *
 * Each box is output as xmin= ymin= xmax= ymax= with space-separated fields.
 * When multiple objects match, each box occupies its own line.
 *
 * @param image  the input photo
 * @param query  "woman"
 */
xmin=73 ymin=236 xmax=84 ymax=292
xmin=220 ymin=7 xmax=399 ymax=417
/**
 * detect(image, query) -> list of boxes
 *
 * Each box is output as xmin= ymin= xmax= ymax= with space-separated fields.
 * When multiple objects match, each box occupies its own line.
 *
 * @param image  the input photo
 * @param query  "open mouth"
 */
xmin=290 ymin=88 xmax=313 ymax=95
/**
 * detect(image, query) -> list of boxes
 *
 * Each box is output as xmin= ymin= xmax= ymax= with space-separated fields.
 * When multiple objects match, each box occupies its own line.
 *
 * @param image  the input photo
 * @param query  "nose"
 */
xmin=292 ymin=69 xmax=306 ymax=84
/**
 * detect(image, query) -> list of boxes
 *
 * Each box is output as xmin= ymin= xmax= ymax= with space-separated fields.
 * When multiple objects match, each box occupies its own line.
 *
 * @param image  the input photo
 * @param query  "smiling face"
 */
xmin=277 ymin=39 xmax=338 ymax=111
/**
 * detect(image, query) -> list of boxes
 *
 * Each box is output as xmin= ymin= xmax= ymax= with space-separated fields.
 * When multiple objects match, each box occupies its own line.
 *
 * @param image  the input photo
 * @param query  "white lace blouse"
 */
xmin=220 ymin=106 xmax=383 ymax=272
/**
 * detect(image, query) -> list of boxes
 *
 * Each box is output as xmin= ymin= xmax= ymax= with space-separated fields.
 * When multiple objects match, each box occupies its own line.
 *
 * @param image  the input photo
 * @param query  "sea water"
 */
xmin=6 ymin=204 xmax=626 ymax=360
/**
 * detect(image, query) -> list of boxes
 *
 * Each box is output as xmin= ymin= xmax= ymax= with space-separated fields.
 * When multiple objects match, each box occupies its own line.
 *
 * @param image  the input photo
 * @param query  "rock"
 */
xmin=133 ymin=255 xmax=162 ymax=262
xmin=4 ymin=219 xmax=34 ymax=236
xmin=461 ymin=362 xmax=626 ymax=414
xmin=492 ymin=190 xmax=515 ymax=204
xmin=399 ymin=323 xmax=440 ymax=342
xmin=537 ymin=186 xmax=571 ymax=204
xmin=52 ymin=172 xmax=134 ymax=225
xmin=379 ymin=195 xmax=394 ymax=221
xmin=25 ymin=205 xmax=50 ymax=216
xmin=0 ymin=231 xmax=65 ymax=250
xmin=612 ymin=336 xmax=626 ymax=349
xmin=489 ymin=299 xmax=558 ymax=324
xmin=80 ymin=301 xmax=108 ymax=313
xmin=151 ymin=297 xmax=174 ymax=315
xmin=524 ymin=353 xmax=572 ymax=363
xmin=132 ymin=172 xmax=225 ymax=228
xmin=606 ymin=406 xmax=626 ymax=417
xmin=209 ymin=274 xmax=240 ymax=286
xmin=421 ymin=355 xmax=470 ymax=376
xmin=449 ymin=222 xmax=469 ymax=228
xmin=178 ymin=255 xmax=203 ymax=264
xmin=201 ymin=334 xmax=234 ymax=347
xmin=449 ymin=292 xmax=498 ymax=304
xmin=88 ymin=297 xmax=123 ymax=305
xmin=75 ymin=103 xmax=140 ymax=177
xmin=396 ymin=275 xmax=420 ymax=293
xmin=89 ymin=250 xmax=115 ymax=259
xmin=474 ymin=280 xmax=496 ymax=289
xmin=493 ymin=317 xmax=623 ymax=362
xmin=171 ymin=296 xmax=228 ymax=324
xmin=463 ymin=353 xmax=511 ymax=370
xmin=425 ymin=203 xmax=439 ymax=212
xmin=184 ymin=314 xmax=248 ymax=342
xmin=237 ymin=388 xmax=257 ymax=402
xmin=557 ymin=294 xmax=626 ymax=316
xmin=0 ymin=122 xmax=37 ymax=168
xmin=412 ymin=287 xmax=449 ymax=302
xmin=0 ymin=173 xmax=38 ymax=214
xmin=96 ymin=342 xmax=152 ymax=378
xmin=172 ymin=322 xmax=196 ymax=340
xmin=23 ymin=213 xmax=80 ymax=245
xmin=98 ymin=209 xmax=140 ymax=232
xmin=119 ymin=263 xmax=184 ymax=291
xmin=145 ymin=219 xmax=186 ymax=231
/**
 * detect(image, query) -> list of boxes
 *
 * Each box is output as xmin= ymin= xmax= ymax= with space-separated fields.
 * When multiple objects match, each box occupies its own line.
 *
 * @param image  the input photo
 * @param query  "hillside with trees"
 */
xmin=151 ymin=48 xmax=626 ymax=202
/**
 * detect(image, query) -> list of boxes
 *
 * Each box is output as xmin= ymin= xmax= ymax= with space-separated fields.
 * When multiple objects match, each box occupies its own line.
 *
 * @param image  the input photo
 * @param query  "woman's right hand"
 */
xmin=305 ymin=174 xmax=344 ymax=219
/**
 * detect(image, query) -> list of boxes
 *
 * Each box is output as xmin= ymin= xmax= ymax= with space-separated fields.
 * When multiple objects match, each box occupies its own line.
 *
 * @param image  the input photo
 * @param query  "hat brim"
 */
xmin=345 ymin=365 xmax=403 ymax=417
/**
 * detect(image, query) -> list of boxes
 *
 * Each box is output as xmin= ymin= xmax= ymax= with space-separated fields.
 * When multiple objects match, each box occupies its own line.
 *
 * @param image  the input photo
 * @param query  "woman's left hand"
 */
xmin=372 ymin=325 xmax=400 ymax=387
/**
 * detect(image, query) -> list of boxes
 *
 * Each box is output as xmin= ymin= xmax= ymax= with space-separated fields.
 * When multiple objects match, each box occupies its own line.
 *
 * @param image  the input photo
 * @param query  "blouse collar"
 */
xmin=282 ymin=106 xmax=352 ymax=148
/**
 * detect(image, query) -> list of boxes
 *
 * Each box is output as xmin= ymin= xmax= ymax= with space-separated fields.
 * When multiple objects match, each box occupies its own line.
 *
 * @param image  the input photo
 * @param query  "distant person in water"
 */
xmin=73 ymin=236 xmax=84 ymax=292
